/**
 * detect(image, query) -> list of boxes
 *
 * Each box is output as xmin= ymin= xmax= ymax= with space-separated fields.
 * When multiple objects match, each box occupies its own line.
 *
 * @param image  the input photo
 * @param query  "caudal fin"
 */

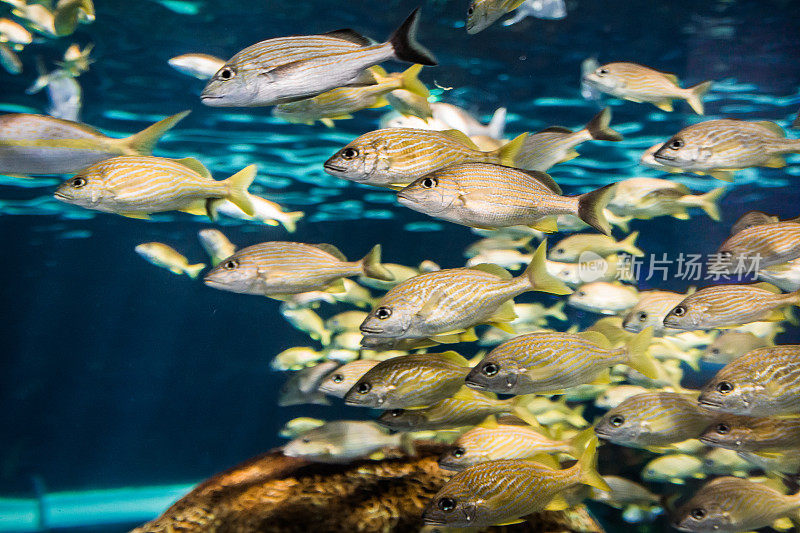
xmin=360 ymin=244 xmax=395 ymax=281
xmin=585 ymin=108 xmax=623 ymax=141
xmin=388 ymin=8 xmax=437 ymax=66
xmin=122 ymin=110 xmax=191 ymax=155
xmin=619 ymin=230 xmax=644 ymax=256
xmin=686 ymin=81 xmax=713 ymax=115
xmin=398 ymin=64 xmax=430 ymax=98
xmin=625 ymin=327 xmax=658 ymax=379
xmin=577 ymin=183 xmax=617 ymax=235
xmin=691 ymin=187 xmax=725 ymax=221
xmin=575 ymin=434 xmax=610 ymax=492
xmin=523 ymin=240 xmax=572 ymax=295
xmin=223 ymin=164 xmax=257 ymax=217
xmin=281 ymin=211 xmax=305 ymax=233
xmin=495 ymin=132 xmax=528 ymax=166
xmin=185 ymin=263 xmax=206 ymax=279
xmin=487 ymin=107 xmax=507 ymax=139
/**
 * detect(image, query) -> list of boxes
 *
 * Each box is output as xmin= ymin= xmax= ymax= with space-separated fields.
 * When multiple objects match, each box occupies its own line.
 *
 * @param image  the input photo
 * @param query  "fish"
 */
xmin=324 ymin=310 xmax=369 ymax=333
xmin=279 ymin=304 xmax=331 ymax=345
xmin=698 ymin=345 xmax=800 ymax=416
xmin=134 ymin=242 xmax=205 ymax=278
xmin=58 ymin=43 xmax=94 ymax=77
xmin=702 ymin=330 xmax=771 ymax=364
xmin=344 ymin=351 xmax=470 ymax=409
xmin=737 ymin=450 xmax=800 ymax=475
xmin=546 ymin=254 xmax=624 ymax=287
xmin=464 ymin=235 xmax=534 ymax=257
xmin=568 ymin=281 xmax=639 ymax=315
xmin=730 ymin=210 xmax=781 ymax=236
xmin=54 ymin=156 xmax=256 ymax=220
xmin=716 ymin=221 xmax=800 ymax=272
xmin=622 ymin=289 xmax=689 ymax=335
xmin=53 ymin=0 xmax=94 ymax=36
xmin=204 ymin=242 xmax=393 ymax=298
xmin=168 ymin=53 xmax=226 ymax=79
xmin=580 ymin=58 xmax=601 ymax=101
xmin=0 ymin=17 xmax=32 ymax=44
xmin=197 ymin=228 xmax=237 ymax=266
xmin=282 ymin=420 xmax=411 ymax=463
xmin=357 ymin=262 xmax=420 ymax=290
xmin=270 ymin=347 xmax=325 ymax=371
xmin=502 ymin=0 xmax=567 ymax=26
xmin=272 ymin=64 xmax=429 ymax=127
xmin=384 ymin=90 xmax=433 ymax=121
xmin=216 ymin=194 xmax=304 ymax=232
xmin=594 ymin=391 xmax=716 ymax=450
xmin=0 ymin=42 xmax=21 ymax=75
xmin=200 ymin=9 xmax=437 ymax=107
xmin=606 ymin=177 xmax=724 ymax=222
xmin=641 ymin=454 xmax=706 ymax=484
xmin=317 ymin=359 xmax=381 ymax=398
xmin=699 ymin=415 xmax=800 ymax=453
xmin=10 ymin=2 xmax=55 ymax=37
xmin=28 ymin=67 xmax=83 ymax=122
xmin=582 ymin=62 xmax=712 ymax=114
xmin=397 ymin=162 xmax=616 ymax=234
xmin=513 ymin=108 xmax=623 ymax=172
xmin=278 ymin=417 xmax=326 ymax=438
xmin=381 ymin=103 xmax=507 ymax=139
xmin=0 ymin=110 xmax=189 ymax=175
xmin=594 ymin=384 xmax=650 ymax=410
xmin=421 ymin=436 xmax=608 ymax=527
xmin=549 ymin=231 xmax=643 ymax=261
xmin=277 ymin=361 xmax=340 ymax=407
xmin=513 ymin=301 xmax=568 ymax=325
xmin=358 ymin=241 xmax=570 ymax=342
xmin=324 ymin=127 xmax=528 ymax=189
xmin=663 ymin=283 xmax=800 ymax=331
xmin=589 ymin=475 xmax=660 ymax=511
xmin=672 ymin=477 xmax=800 ymax=532
xmin=652 ymin=119 xmax=800 ymax=181
xmin=330 ymin=331 xmax=363 ymax=351
xmin=466 ymin=248 xmax=532 ymax=270
xmin=465 ymin=0 xmax=528 ymax=34
xmin=758 ymin=258 xmax=800 ymax=292
xmin=701 ymin=448 xmax=753 ymax=476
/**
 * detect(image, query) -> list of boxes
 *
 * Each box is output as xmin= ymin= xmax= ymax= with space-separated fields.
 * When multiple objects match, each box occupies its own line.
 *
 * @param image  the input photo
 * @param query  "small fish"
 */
xmin=583 ymin=62 xmax=712 ymax=114
xmin=58 ymin=43 xmax=94 ymax=77
xmin=282 ymin=420 xmax=410 ymax=463
xmin=466 ymin=248 xmax=531 ymax=270
xmin=607 ymin=177 xmax=724 ymax=222
xmin=201 ymin=9 xmax=437 ymax=107
xmin=324 ymin=310 xmax=369 ymax=333
xmin=216 ymin=194 xmax=304 ymax=232
xmin=700 ymin=415 xmax=800 ymax=453
xmin=663 ymin=283 xmax=800 ymax=331
xmin=270 ymin=347 xmax=325 ymax=371
xmin=513 ymin=108 xmax=623 ymax=172
xmin=0 ymin=111 xmax=189 ymax=175
xmin=429 ymin=103 xmax=506 ymax=139
xmin=278 ymin=361 xmax=340 ymax=407
xmin=168 ymin=53 xmax=226 ymax=79
xmin=568 ymin=281 xmax=639 ymax=315
xmin=594 ymin=391 xmax=715 ymax=449
xmin=653 ymin=119 xmax=800 ymax=181
xmin=702 ymin=330 xmax=770 ymax=364
xmin=397 ymin=162 xmax=616 ymax=234
xmin=278 ymin=417 xmax=325 ymax=439
xmin=641 ymin=454 xmax=705 ymax=484
xmin=672 ymin=477 xmax=800 ymax=533
xmin=422 ymin=436 xmax=608 ymax=528
xmin=701 ymin=448 xmax=753 ymax=476
xmin=546 ymin=254 xmax=624 ymax=287
xmin=464 ymin=235 xmax=534 ymax=257
xmin=384 ymin=90 xmax=433 ymax=120
xmin=549 ymin=231 xmax=643 ymax=262
xmin=11 ymin=2 xmax=56 ymax=36
xmin=330 ymin=331 xmax=363 ymax=351
xmin=344 ymin=351 xmax=470 ymax=409
xmin=0 ymin=17 xmax=32 ymax=44
xmin=0 ymin=42 xmax=21 ymax=75
xmin=622 ymin=289 xmax=689 ymax=336
xmin=280 ymin=304 xmax=331 ymax=345
xmin=589 ymin=475 xmax=660 ymax=509
xmin=55 ymin=156 xmax=256 ymax=220
xmin=716 ymin=221 xmax=800 ymax=272
xmin=317 ymin=359 xmax=381 ymax=398
xmin=502 ymin=0 xmax=567 ymax=26
xmin=465 ymin=0 xmax=528 ymax=34
xmin=513 ymin=301 xmax=568 ymax=325
xmin=197 ymin=228 xmax=237 ymax=266
xmin=204 ymin=242 xmax=392 ymax=298
xmin=135 ymin=242 xmax=205 ymax=278
xmin=324 ymin=128 xmax=528 ymax=189
xmin=53 ymin=0 xmax=94 ymax=36
xmin=594 ymin=384 xmax=650 ymax=410
xmin=359 ymin=241 xmax=570 ymax=342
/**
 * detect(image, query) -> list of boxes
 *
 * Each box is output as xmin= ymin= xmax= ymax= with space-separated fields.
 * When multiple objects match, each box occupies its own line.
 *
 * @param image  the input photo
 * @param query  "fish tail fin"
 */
xmin=569 ymin=427 xmax=596 ymax=458
xmin=575 ymin=434 xmax=610 ymax=491
xmin=577 ymin=183 xmax=617 ymax=235
xmin=686 ymin=81 xmax=712 ymax=115
xmin=281 ymin=211 xmax=305 ymax=233
xmin=388 ymin=8 xmax=437 ymax=66
xmin=487 ymin=107 xmax=507 ymax=139
xmin=185 ymin=263 xmax=206 ymax=279
xmin=522 ymin=240 xmax=572 ymax=295
xmin=399 ymin=433 xmax=417 ymax=456
xmin=693 ymin=187 xmax=725 ymax=221
xmin=320 ymin=329 xmax=332 ymax=346
xmin=585 ymin=107 xmax=623 ymax=141
xmin=398 ymin=64 xmax=429 ymax=98
xmin=625 ymin=327 xmax=658 ymax=379
xmin=495 ymin=132 xmax=528 ymax=166
xmin=619 ymin=230 xmax=644 ymax=256
xmin=223 ymin=164 xmax=257 ymax=217
xmin=360 ymin=244 xmax=395 ymax=281
xmin=122 ymin=110 xmax=191 ymax=155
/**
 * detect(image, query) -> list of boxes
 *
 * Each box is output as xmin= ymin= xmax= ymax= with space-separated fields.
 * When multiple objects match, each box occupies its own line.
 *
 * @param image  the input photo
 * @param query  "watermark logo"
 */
xmin=577 ymin=251 xmax=607 ymax=283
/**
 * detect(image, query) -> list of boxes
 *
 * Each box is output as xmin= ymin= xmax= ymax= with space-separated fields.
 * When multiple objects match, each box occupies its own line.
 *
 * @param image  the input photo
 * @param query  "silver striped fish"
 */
xmin=203 ymin=242 xmax=393 ymax=298
xmin=699 ymin=345 xmax=800 ymax=416
xmin=663 ymin=283 xmax=800 ymax=331
xmin=466 ymin=0 xmax=527 ymax=34
xmin=216 ymin=194 xmax=305 ymax=233
xmin=582 ymin=62 xmax=712 ymax=114
xmin=396 ymin=162 xmax=617 ymax=234
xmin=567 ymin=281 xmax=640 ymax=315
xmin=607 ymin=177 xmax=724 ymax=222
xmin=549 ymin=231 xmax=643 ymax=261
xmin=201 ymin=9 xmax=436 ymax=107
xmin=134 ymin=242 xmax=205 ymax=279
xmin=653 ymin=119 xmax=800 ymax=181
xmin=359 ymin=241 xmax=570 ymax=342
xmin=168 ymin=53 xmax=226 ymax=80
xmin=54 ymin=156 xmax=256 ymax=220
xmin=699 ymin=414 xmax=800 ymax=453
xmin=622 ymin=289 xmax=690 ymax=335
xmin=702 ymin=330 xmax=771 ymax=364
xmin=324 ymin=127 xmax=528 ymax=189
xmin=730 ymin=210 xmax=781 ymax=235
xmin=317 ymin=359 xmax=381 ymax=398
xmin=282 ymin=420 xmax=409 ymax=464
xmin=0 ymin=110 xmax=189 ymax=175
xmin=197 ymin=229 xmax=237 ymax=267
xmin=717 ymin=221 xmax=800 ymax=270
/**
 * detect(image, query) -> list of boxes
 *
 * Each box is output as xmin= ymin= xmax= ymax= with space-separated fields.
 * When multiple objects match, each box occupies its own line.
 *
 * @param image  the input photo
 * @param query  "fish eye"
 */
xmin=420 ymin=177 xmax=437 ymax=189
xmin=341 ymin=147 xmax=359 ymax=160
xmin=715 ymin=423 xmax=730 ymax=434
xmin=716 ymin=381 xmax=734 ymax=394
xmin=71 ymin=177 xmax=87 ymax=188
xmin=710 ymin=348 xmax=720 ymax=355
xmin=668 ymin=138 xmax=684 ymax=150
xmin=638 ymin=311 xmax=648 ymax=322
xmin=452 ymin=446 xmax=465 ymax=458
xmin=597 ymin=68 xmax=609 ymax=76
xmin=375 ymin=307 xmax=392 ymax=320
xmin=218 ymin=67 xmax=235 ymax=80
xmin=356 ymin=382 xmax=371 ymax=394
xmin=467 ymin=5 xmax=474 ymax=15
xmin=332 ymin=374 xmax=344 ymax=383
xmin=482 ymin=362 xmax=499 ymax=376
xmin=672 ymin=305 xmax=686 ymax=317
xmin=389 ymin=409 xmax=404 ymax=417
xmin=690 ymin=508 xmax=706 ymax=520
xmin=437 ymin=497 xmax=457 ymax=512
xmin=609 ymin=415 xmax=625 ymax=427
xmin=223 ymin=259 xmax=238 ymax=270
xmin=301 ymin=437 xmax=310 ymax=443
xmin=576 ymin=290 xmax=586 ymax=297
xmin=556 ymin=247 xmax=565 ymax=254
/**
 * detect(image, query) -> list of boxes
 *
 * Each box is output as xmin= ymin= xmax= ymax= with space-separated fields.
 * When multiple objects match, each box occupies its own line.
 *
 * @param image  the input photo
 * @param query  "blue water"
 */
xmin=2 ymin=0 xmax=800 ymax=531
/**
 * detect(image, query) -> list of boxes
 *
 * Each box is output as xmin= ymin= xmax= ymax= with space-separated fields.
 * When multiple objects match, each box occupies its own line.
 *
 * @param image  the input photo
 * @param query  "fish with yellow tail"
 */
xmin=652 ymin=119 xmax=800 ymax=181
xmin=549 ymin=230 xmax=643 ymax=261
xmin=663 ymin=283 xmax=800 ymax=331
xmin=702 ymin=330 xmax=771 ymax=364
xmin=324 ymin=127 xmax=528 ymax=189
xmin=582 ymin=62 xmax=712 ymax=114
xmin=359 ymin=241 xmax=570 ymax=342
xmin=716 ymin=221 xmax=800 ymax=271
xmin=0 ymin=110 xmax=189 ymax=175
xmin=200 ymin=9 xmax=436 ymax=107
xmin=568 ymin=281 xmax=639 ymax=315
xmin=465 ymin=328 xmax=656 ymax=395
xmin=54 ymin=156 xmax=256 ymax=220
xmin=465 ymin=0 xmax=528 ymax=34
xmin=216 ymin=194 xmax=304 ymax=232
xmin=134 ymin=242 xmax=205 ymax=279
xmin=197 ymin=229 xmax=236 ymax=267
xmin=422 ymin=435 xmax=608 ymax=527
xmin=283 ymin=420 xmax=414 ymax=464
xmin=397 ymin=162 xmax=616 ymax=234
xmin=203 ymin=242 xmax=393 ymax=298
xmin=168 ymin=53 xmax=226 ymax=80
xmin=607 ymin=177 xmax=725 ymax=222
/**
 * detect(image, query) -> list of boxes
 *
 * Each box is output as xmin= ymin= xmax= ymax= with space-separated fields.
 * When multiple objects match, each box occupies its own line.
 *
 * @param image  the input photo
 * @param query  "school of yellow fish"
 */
xmin=3 ymin=2 xmax=800 ymax=532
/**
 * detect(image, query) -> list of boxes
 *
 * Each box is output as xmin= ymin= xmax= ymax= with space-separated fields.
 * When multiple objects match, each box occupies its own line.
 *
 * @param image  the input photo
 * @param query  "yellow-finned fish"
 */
xmin=641 ymin=454 xmax=705 ymax=484
xmin=465 ymin=328 xmax=656 ymax=395
xmin=0 ymin=42 xmax=21 ymax=75
xmin=622 ymin=289 xmax=690 ymax=335
xmin=357 ymin=262 xmax=421 ymax=290
xmin=422 ymin=436 xmax=608 ymax=528
xmin=134 ymin=242 xmax=205 ymax=279
xmin=324 ymin=310 xmax=370 ymax=333
xmin=568 ymin=281 xmax=640 ymax=315
xmin=702 ymin=330 xmax=771 ymax=364
xmin=197 ymin=228 xmax=236 ymax=266
xmin=663 ymin=283 xmax=800 ymax=331
xmin=200 ymin=9 xmax=436 ymax=107
xmin=607 ymin=177 xmax=724 ymax=222
xmin=701 ymin=447 xmax=753 ymax=476
xmin=54 ymin=156 xmax=256 ymax=220
xmin=53 ymin=0 xmax=94 ymax=37
xmin=282 ymin=420 xmax=412 ymax=464
xmin=168 ymin=53 xmax=226 ymax=80
xmin=546 ymin=254 xmax=624 ymax=287
xmin=582 ymin=62 xmax=712 ymax=114
xmin=737 ymin=449 xmax=800 ymax=475
xmin=203 ymin=242 xmax=393 ymax=298
xmin=700 ymin=414 xmax=800 ymax=453
xmin=465 ymin=0 xmax=527 ymax=34
xmin=359 ymin=241 xmax=570 ymax=342
xmin=0 ymin=17 xmax=32 ymax=44
xmin=270 ymin=346 xmax=325 ymax=371
xmin=594 ymin=384 xmax=650 ymax=410
xmin=272 ymin=64 xmax=429 ymax=127
xmin=279 ymin=304 xmax=331 ymax=345
xmin=549 ymin=231 xmax=643 ymax=261
xmin=216 ymin=194 xmax=304 ymax=233
xmin=317 ymin=359 xmax=381 ymax=398
xmin=653 ymin=119 xmax=800 ymax=181
xmin=324 ymin=127 xmax=528 ymax=189
xmin=513 ymin=108 xmax=623 ymax=172
xmin=278 ymin=417 xmax=326 ymax=439
xmin=397 ymin=162 xmax=616 ymax=234
xmin=717 ymin=221 xmax=800 ymax=271
xmin=0 ymin=110 xmax=189 ymax=175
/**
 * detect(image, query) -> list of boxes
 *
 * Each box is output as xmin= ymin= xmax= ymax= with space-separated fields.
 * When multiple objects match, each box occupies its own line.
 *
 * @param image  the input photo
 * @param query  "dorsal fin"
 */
xmin=756 ymin=121 xmax=786 ymax=137
xmin=478 ymin=415 xmax=499 ymax=429
xmin=173 ymin=157 xmax=211 ymax=179
xmin=579 ymin=330 xmax=612 ymax=349
xmin=323 ymin=29 xmax=372 ymax=46
xmin=314 ymin=243 xmax=347 ymax=261
xmin=661 ymin=72 xmax=679 ymax=84
xmin=438 ymin=129 xmax=481 ymax=149
xmin=468 ymin=263 xmax=513 ymax=279
xmin=537 ymin=126 xmax=573 ymax=134
xmin=433 ymin=350 xmax=470 ymax=367
xmin=517 ymin=168 xmax=562 ymax=194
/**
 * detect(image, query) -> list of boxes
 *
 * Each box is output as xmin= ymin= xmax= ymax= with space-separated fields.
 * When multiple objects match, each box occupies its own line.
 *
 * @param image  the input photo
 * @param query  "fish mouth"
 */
xmin=323 ymin=162 xmax=347 ymax=174
xmin=396 ymin=191 xmax=417 ymax=203
xmin=593 ymin=427 xmax=612 ymax=439
xmin=697 ymin=397 xmax=723 ymax=408
xmin=652 ymin=151 xmax=676 ymax=162
xmin=422 ymin=516 xmax=448 ymax=526
xmin=203 ymin=277 xmax=227 ymax=288
xmin=53 ymin=191 xmax=70 ymax=200
xmin=359 ymin=326 xmax=385 ymax=335
xmin=463 ymin=377 xmax=487 ymax=390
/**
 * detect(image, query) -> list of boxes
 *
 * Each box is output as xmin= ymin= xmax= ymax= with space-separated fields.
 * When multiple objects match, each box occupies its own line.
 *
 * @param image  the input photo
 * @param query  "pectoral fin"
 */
xmin=653 ymin=100 xmax=674 ymax=112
